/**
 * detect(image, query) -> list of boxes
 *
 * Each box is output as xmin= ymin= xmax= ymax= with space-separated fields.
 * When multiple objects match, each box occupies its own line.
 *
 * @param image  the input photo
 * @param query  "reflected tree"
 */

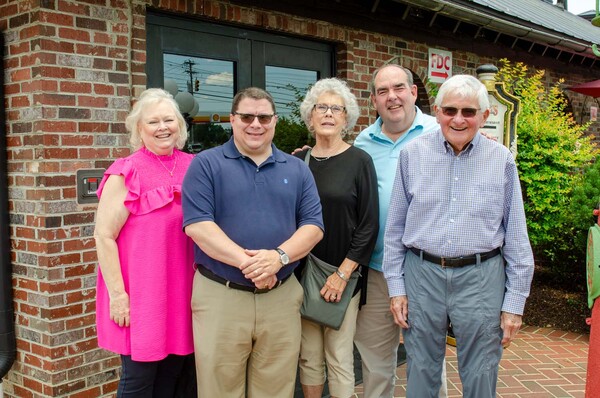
xmin=273 ymin=83 xmax=314 ymax=153
xmin=186 ymin=122 xmax=231 ymax=153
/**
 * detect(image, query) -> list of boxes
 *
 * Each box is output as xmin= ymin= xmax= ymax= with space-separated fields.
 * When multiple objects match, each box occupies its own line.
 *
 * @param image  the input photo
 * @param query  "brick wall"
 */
xmin=1 ymin=0 xmax=597 ymax=396
xmin=1 ymin=0 xmax=143 ymax=396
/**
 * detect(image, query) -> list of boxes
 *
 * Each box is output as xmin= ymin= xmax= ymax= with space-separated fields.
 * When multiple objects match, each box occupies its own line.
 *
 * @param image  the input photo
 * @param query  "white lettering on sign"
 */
xmin=428 ymin=48 xmax=452 ymax=84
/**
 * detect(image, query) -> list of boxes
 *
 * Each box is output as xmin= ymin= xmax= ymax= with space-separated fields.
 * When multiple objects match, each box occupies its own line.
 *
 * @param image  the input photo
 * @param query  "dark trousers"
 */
xmin=117 ymin=354 xmax=188 ymax=398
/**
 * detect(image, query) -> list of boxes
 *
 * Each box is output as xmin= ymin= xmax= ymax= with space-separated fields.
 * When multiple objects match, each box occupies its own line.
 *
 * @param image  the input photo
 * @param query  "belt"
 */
xmin=196 ymin=264 xmax=291 ymax=294
xmin=409 ymin=247 xmax=501 ymax=268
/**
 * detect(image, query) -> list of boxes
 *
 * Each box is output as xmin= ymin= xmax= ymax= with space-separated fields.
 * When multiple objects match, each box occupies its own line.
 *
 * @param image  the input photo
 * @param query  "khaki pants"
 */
xmin=191 ymin=271 xmax=304 ymax=398
xmin=299 ymin=293 xmax=360 ymax=398
xmin=354 ymin=269 xmax=402 ymax=398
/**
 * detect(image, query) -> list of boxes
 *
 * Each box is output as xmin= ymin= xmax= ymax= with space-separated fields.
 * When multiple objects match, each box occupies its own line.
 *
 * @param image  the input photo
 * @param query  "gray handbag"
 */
xmin=299 ymin=253 xmax=359 ymax=330
xmin=299 ymin=149 xmax=359 ymax=330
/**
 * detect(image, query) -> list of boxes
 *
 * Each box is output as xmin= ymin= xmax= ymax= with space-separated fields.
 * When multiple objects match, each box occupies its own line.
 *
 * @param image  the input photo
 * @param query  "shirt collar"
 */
xmin=369 ymin=106 xmax=426 ymax=143
xmin=223 ymin=137 xmax=243 ymax=159
xmin=439 ymin=129 xmax=481 ymax=156
xmin=222 ymin=137 xmax=286 ymax=163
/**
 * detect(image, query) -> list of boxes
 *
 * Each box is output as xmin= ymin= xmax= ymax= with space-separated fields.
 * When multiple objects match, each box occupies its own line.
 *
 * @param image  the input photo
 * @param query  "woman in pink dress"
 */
xmin=94 ymin=88 xmax=195 ymax=397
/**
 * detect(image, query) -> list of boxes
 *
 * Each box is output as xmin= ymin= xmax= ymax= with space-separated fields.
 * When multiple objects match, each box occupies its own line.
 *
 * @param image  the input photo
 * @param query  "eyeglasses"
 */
xmin=233 ymin=112 xmax=275 ymax=124
xmin=441 ymin=107 xmax=480 ymax=118
xmin=313 ymin=104 xmax=346 ymax=115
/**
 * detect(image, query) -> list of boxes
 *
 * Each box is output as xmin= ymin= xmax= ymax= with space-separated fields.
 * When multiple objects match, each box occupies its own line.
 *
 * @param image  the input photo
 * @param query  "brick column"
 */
xmin=0 ymin=1 xmax=146 ymax=396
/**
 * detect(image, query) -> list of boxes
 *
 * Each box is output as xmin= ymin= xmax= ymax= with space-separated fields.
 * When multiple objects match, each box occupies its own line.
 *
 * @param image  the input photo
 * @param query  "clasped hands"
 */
xmin=239 ymin=249 xmax=281 ymax=289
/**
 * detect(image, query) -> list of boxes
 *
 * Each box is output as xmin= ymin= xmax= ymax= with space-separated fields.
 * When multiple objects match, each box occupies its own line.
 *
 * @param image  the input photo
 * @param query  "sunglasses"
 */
xmin=441 ymin=107 xmax=480 ymax=118
xmin=233 ymin=112 xmax=275 ymax=124
xmin=313 ymin=104 xmax=346 ymax=115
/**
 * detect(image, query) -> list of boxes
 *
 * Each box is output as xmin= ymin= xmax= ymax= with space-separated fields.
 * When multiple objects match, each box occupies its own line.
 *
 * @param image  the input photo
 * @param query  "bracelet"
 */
xmin=336 ymin=270 xmax=349 ymax=282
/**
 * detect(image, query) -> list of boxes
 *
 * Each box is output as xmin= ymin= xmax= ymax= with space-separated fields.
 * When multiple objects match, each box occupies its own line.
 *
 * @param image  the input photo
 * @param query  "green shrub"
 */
xmin=496 ymin=59 xmax=599 ymax=266
xmin=568 ymin=157 xmax=600 ymax=250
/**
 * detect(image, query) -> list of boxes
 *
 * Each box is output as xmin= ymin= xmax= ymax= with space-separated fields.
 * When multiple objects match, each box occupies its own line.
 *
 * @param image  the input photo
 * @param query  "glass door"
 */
xmin=147 ymin=12 xmax=334 ymax=152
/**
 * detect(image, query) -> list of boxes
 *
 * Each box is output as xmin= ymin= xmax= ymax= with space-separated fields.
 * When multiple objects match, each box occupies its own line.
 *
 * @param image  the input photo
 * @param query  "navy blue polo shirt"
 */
xmin=182 ymin=138 xmax=324 ymax=286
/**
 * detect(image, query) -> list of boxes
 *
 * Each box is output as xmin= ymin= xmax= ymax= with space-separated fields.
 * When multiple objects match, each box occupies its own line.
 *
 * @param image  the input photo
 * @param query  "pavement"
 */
xmin=354 ymin=325 xmax=590 ymax=397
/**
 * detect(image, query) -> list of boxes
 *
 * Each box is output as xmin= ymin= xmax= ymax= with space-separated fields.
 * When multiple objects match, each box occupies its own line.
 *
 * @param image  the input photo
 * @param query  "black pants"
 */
xmin=117 ymin=354 xmax=189 ymax=398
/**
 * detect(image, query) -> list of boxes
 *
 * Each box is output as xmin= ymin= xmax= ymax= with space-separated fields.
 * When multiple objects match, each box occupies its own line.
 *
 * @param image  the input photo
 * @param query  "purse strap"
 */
xmin=304 ymin=148 xmax=311 ymax=165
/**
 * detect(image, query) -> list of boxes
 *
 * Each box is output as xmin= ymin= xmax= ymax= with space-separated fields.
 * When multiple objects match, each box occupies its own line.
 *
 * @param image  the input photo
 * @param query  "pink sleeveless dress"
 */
xmin=96 ymin=147 xmax=195 ymax=361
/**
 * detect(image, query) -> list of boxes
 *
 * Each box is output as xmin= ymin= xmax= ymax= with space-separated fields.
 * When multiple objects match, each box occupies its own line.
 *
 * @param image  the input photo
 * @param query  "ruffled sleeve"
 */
xmin=97 ymin=157 xmax=182 ymax=216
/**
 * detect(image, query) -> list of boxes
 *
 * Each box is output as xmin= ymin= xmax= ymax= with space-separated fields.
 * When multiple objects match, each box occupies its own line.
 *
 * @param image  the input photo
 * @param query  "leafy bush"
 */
xmin=496 ymin=59 xmax=599 ymax=266
xmin=569 ymin=157 xmax=600 ymax=250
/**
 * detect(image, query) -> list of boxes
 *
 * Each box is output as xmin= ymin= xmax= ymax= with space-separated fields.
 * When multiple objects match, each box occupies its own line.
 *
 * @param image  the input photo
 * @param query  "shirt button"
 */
xmin=454 ymin=177 xmax=458 ymax=181
xmin=450 ymin=219 xmax=455 ymax=223
xmin=452 ymin=197 xmax=456 ymax=201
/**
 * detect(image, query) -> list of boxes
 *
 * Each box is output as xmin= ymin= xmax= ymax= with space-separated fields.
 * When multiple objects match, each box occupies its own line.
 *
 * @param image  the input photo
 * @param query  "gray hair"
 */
xmin=126 ymin=88 xmax=188 ymax=150
xmin=369 ymin=64 xmax=415 ymax=95
xmin=434 ymin=75 xmax=490 ymax=111
xmin=299 ymin=78 xmax=359 ymax=134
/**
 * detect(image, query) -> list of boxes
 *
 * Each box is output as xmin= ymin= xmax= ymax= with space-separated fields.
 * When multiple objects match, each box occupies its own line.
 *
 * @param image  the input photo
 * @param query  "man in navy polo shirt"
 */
xmin=182 ymin=87 xmax=324 ymax=397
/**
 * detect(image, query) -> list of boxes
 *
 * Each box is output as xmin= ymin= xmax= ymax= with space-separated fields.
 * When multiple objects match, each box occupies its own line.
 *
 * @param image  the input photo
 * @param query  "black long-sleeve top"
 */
xmin=295 ymin=146 xmax=379 ymax=295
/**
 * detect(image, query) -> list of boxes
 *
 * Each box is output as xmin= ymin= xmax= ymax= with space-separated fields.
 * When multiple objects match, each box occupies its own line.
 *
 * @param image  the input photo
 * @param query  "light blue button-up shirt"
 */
xmin=382 ymin=130 xmax=534 ymax=315
xmin=354 ymin=107 xmax=439 ymax=272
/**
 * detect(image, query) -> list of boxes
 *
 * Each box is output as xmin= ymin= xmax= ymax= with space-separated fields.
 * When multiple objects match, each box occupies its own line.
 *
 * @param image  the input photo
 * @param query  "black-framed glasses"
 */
xmin=233 ymin=112 xmax=275 ymax=124
xmin=441 ymin=107 xmax=480 ymax=118
xmin=313 ymin=104 xmax=346 ymax=115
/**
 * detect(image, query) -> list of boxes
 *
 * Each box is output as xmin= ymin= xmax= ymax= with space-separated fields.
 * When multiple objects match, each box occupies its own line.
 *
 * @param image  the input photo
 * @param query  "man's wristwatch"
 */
xmin=276 ymin=247 xmax=290 ymax=266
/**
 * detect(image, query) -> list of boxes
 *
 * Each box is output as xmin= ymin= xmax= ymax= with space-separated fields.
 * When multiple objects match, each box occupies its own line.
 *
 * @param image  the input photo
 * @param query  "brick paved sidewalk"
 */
xmin=354 ymin=325 xmax=589 ymax=397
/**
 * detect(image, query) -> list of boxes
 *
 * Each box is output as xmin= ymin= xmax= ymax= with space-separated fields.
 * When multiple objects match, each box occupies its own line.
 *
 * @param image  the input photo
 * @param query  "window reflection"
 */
xmin=162 ymin=59 xmax=319 ymax=153
xmin=266 ymin=66 xmax=317 ymax=119
xmin=266 ymin=66 xmax=317 ymax=153
xmin=163 ymin=54 xmax=234 ymax=152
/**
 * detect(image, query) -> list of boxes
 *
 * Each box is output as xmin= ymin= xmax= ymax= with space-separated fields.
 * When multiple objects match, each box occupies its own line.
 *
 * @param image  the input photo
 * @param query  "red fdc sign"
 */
xmin=428 ymin=48 xmax=452 ymax=84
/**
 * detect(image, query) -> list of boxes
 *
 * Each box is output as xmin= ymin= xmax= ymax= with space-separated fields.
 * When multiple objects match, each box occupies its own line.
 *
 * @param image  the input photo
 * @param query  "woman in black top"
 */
xmin=295 ymin=78 xmax=379 ymax=398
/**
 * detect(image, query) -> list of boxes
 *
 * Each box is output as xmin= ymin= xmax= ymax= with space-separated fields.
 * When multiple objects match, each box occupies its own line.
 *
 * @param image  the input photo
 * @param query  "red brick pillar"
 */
xmin=0 ymin=1 xmax=146 ymax=396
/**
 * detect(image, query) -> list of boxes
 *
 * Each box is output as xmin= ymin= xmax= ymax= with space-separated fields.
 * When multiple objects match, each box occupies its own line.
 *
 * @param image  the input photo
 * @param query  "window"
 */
xmin=147 ymin=13 xmax=334 ymax=152
xmin=266 ymin=66 xmax=317 ymax=119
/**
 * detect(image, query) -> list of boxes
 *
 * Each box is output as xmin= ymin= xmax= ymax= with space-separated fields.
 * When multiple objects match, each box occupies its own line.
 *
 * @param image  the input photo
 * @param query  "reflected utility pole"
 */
xmin=183 ymin=59 xmax=197 ymax=94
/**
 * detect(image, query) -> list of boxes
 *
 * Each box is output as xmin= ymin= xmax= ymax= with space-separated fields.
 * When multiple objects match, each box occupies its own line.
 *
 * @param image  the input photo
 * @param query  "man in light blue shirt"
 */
xmin=383 ymin=75 xmax=534 ymax=397
xmin=353 ymin=64 xmax=441 ymax=398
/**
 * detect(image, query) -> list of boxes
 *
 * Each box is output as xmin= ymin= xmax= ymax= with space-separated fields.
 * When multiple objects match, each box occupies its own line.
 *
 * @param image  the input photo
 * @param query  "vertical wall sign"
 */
xmin=477 ymin=64 xmax=521 ymax=157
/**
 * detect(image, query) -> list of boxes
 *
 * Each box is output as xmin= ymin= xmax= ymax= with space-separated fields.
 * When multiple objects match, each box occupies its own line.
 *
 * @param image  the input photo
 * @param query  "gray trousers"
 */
xmin=403 ymin=250 xmax=505 ymax=398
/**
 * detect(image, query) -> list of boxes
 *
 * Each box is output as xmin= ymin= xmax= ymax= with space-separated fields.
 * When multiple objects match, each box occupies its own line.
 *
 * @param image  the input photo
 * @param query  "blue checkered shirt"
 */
xmin=382 ymin=130 xmax=534 ymax=315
